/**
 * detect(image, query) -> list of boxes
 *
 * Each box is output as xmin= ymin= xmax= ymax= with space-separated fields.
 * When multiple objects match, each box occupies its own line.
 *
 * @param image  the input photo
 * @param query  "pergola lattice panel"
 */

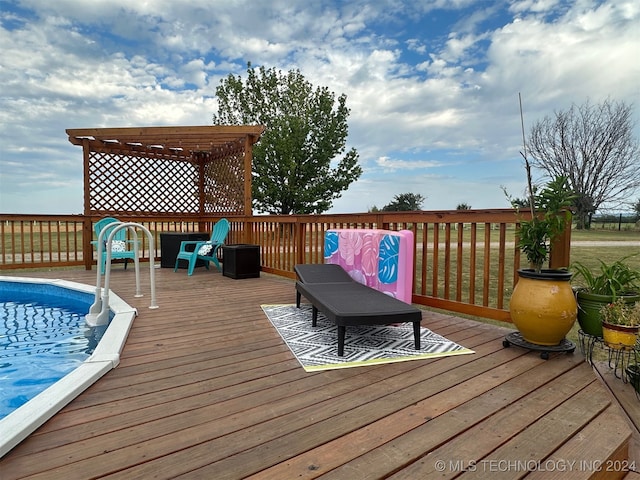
xmin=203 ymin=150 xmax=245 ymax=214
xmin=89 ymin=151 xmax=200 ymax=213
xmin=67 ymin=126 xmax=264 ymax=217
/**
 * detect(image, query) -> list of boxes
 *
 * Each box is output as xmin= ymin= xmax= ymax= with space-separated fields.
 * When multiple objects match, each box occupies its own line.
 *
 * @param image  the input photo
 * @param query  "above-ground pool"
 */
xmin=0 ymin=277 xmax=138 ymax=457
xmin=1 ymin=282 xmax=108 ymax=418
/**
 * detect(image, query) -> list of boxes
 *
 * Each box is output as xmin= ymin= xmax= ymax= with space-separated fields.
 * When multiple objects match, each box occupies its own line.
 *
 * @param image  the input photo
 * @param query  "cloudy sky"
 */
xmin=1 ymin=0 xmax=638 ymax=214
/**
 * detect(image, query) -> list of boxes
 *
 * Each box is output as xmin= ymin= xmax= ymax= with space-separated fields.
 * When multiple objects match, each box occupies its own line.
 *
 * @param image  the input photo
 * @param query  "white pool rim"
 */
xmin=0 ymin=276 xmax=137 ymax=457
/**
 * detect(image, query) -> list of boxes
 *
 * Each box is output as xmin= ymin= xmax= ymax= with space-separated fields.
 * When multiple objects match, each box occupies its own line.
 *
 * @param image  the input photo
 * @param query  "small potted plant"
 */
xmin=572 ymin=254 xmax=640 ymax=337
xmin=511 ymin=175 xmax=575 ymax=274
xmin=599 ymin=297 xmax=640 ymax=349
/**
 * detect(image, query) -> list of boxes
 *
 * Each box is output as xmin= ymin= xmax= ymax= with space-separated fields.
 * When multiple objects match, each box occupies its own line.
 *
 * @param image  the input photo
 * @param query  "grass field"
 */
xmin=570 ymin=225 xmax=639 ymax=240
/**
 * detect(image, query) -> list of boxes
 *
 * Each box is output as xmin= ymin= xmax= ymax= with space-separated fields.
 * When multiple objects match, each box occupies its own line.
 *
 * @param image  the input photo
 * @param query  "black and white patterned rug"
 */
xmin=262 ymin=304 xmax=474 ymax=372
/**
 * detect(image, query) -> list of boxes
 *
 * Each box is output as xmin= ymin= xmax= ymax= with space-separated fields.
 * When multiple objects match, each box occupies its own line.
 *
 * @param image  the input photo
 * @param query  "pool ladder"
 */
xmin=86 ymin=222 xmax=158 ymax=326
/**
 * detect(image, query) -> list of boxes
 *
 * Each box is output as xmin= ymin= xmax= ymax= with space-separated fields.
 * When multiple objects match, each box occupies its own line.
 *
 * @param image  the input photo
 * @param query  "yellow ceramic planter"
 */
xmin=602 ymin=322 xmax=638 ymax=349
xmin=509 ymin=269 xmax=577 ymax=346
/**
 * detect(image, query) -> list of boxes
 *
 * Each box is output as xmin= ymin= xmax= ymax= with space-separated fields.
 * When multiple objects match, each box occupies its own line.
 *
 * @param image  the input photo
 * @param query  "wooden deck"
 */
xmin=0 ymin=266 xmax=637 ymax=479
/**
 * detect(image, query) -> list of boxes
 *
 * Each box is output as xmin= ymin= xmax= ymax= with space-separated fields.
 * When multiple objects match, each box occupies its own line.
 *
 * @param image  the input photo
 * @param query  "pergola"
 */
xmin=66 ymin=125 xmax=265 ymax=217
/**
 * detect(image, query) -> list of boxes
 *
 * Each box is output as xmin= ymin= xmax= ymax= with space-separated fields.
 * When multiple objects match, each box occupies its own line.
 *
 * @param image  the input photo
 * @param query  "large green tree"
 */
xmin=527 ymin=99 xmax=640 ymax=229
xmin=212 ymin=64 xmax=362 ymax=214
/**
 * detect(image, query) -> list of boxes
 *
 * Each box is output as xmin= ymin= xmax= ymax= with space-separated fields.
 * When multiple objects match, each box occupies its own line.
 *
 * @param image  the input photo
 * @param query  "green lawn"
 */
xmin=570 ymin=228 xmax=639 ymax=242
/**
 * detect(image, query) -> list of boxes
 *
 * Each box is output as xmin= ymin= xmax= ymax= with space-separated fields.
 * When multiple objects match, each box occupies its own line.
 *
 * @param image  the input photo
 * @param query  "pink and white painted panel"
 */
xmin=324 ymin=229 xmax=414 ymax=303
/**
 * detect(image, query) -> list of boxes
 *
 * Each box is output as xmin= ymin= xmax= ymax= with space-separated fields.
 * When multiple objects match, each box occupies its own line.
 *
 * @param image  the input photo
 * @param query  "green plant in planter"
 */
xmin=504 ymin=97 xmax=579 ymax=348
xmin=599 ymin=297 xmax=640 ymax=349
xmin=506 ymin=96 xmax=576 ymax=273
xmin=600 ymin=297 xmax=640 ymax=326
xmin=572 ymin=254 xmax=640 ymax=297
xmin=572 ymin=254 xmax=640 ymax=338
xmin=513 ymin=175 xmax=575 ymax=273
xmin=506 ymin=177 xmax=578 ymax=346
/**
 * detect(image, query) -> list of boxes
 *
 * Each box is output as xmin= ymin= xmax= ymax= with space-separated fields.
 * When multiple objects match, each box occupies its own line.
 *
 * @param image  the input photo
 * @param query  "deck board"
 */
xmin=0 ymin=267 xmax=636 ymax=479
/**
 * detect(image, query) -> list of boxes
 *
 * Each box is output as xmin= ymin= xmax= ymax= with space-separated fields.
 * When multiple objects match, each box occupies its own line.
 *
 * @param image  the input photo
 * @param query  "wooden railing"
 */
xmin=0 ymin=210 xmax=572 ymax=323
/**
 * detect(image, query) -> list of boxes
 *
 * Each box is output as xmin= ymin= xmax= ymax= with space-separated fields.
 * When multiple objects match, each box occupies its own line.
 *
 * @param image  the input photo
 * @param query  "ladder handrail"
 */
xmin=86 ymin=222 xmax=158 ymax=326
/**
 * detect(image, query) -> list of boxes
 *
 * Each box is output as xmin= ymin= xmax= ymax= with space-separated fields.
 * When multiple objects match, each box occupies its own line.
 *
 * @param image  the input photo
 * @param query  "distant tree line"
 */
xmin=592 ymin=213 xmax=639 ymax=224
xmin=369 ymin=195 xmax=474 ymax=212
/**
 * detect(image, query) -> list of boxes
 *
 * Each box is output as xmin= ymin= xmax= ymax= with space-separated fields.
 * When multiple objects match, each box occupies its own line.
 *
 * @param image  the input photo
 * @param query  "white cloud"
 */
xmin=0 ymin=0 xmax=638 ymax=214
xmin=376 ymin=156 xmax=447 ymax=171
xmin=482 ymin=0 xmax=639 ymax=116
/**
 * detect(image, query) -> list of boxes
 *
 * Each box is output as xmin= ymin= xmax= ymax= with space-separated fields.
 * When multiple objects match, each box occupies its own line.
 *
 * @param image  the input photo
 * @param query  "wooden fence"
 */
xmin=0 ymin=210 xmax=572 ymax=323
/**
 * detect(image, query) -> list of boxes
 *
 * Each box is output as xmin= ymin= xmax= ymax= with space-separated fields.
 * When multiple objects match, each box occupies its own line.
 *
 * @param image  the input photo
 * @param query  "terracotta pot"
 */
xmin=509 ymin=269 xmax=577 ymax=346
xmin=602 ymin=321 xmax=639 ymax=349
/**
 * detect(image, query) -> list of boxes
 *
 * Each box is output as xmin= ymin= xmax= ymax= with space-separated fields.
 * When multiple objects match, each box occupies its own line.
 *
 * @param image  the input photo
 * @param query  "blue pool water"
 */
xmin=0 ymin=281 xmax=108 ymax=419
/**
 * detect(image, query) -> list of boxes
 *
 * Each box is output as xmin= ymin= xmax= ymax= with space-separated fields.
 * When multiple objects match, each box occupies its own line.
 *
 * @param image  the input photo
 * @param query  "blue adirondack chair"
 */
xmin=174 ymin=218 xmax=230 ymax=275
xmin=93 ymin=217 xmax=138 ymax=274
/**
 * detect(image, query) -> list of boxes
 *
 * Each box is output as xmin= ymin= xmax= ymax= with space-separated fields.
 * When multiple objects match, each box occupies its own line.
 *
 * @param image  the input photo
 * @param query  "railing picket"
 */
xmin=456 ymin=223 xmax=464 ymax=302
xmin=420 ymin=222 xmax=428 ymax=297
xmin=444 ymin=223 xmax=451 ymax=299
xmin=432 ymin=223 xmax=440 ymax=297
xmin=469 ymin=223 xmax=477 ymax=304
xmin=497 ymin=223 xmax=507 ymax=310
xmin=483 ymin=222 xmax=491 ymax=307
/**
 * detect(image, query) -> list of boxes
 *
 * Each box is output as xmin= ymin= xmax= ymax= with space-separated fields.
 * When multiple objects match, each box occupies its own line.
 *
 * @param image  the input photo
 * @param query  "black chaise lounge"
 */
xmin=294 ymin=264 xmax=422 ymax=356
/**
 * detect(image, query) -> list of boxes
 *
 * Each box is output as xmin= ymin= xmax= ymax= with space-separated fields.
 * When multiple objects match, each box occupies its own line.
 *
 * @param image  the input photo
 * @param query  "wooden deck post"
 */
xmin=549 ymin=212 xmax=572 ymax=269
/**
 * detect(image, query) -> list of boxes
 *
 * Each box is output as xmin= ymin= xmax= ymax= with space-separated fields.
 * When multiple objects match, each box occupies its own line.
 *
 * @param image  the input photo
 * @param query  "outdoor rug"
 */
xmin=262 ymin=304 xmax=475 ymax=372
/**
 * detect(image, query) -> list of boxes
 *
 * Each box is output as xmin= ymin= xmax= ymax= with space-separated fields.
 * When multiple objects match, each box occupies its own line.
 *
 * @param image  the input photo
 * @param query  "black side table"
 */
xmin=160 ymin=232 xmax=210 ymax=268
xmin=222 ymin=244 xmax=260 ymax=279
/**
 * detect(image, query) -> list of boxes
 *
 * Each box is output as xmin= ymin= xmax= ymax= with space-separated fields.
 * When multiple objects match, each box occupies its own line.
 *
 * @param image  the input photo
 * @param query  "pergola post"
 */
xmin=198 ymin=154 xmax=207 ymax=233
xmin=243 ymin=134 xmax=254 ymax=243
xmin=82 ymin=138 xmax=93 ymax=270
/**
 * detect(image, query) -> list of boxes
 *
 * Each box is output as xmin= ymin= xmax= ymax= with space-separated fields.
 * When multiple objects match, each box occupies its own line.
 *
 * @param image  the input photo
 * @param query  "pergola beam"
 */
xmin=66 ymin=125 xmax=265 ymax=153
